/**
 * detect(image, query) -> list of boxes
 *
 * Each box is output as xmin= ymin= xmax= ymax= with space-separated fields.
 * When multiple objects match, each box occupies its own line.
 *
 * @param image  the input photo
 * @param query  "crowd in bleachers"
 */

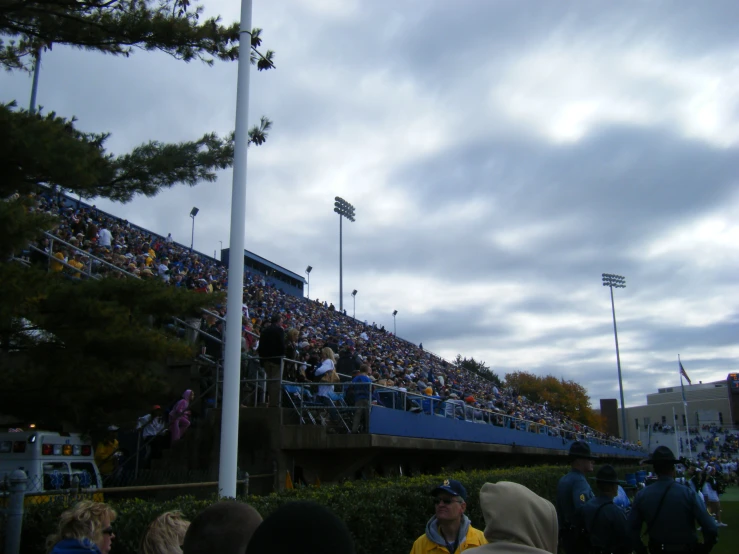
xmin=29 ymin=191 xmax=638 ymax=450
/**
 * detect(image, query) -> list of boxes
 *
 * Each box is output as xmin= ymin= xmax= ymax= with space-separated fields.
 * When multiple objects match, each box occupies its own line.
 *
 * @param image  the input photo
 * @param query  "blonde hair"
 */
xmin=286 ymin=328 xmax=299 ymax=342
xmin=139 ymin=511 xmax=190 ymax=554
xmin=321 ymin=347 xmax=336 ymax=362
xmin=46 ymin=501 xmax=116 ymax=553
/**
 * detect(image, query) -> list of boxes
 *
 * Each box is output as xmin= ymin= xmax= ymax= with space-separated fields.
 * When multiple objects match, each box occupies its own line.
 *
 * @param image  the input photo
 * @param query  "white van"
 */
xmin=0 ymin=430 xmax=103 ymax=499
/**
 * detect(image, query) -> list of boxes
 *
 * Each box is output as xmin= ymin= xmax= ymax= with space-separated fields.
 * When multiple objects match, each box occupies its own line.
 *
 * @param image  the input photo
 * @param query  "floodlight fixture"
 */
xmin=333 ymin=196 xmax=356 ymax=311
xmin=189 ymin=207 xmax=199 ymax=251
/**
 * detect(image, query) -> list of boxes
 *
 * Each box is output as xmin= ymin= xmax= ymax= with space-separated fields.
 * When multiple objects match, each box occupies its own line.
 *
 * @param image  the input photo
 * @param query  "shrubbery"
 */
xmin=20 ymin=465 xmax=641 ymax=554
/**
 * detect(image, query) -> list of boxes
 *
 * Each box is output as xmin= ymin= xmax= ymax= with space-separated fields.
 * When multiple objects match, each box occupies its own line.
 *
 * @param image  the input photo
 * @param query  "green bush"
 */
xmin=21 ymin=465 xmax=641 ymax=554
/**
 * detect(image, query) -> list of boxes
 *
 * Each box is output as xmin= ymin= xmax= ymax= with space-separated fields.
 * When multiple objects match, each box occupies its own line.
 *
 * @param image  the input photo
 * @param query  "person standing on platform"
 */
xmin=556 ymin=441 xmax=595 ymax=554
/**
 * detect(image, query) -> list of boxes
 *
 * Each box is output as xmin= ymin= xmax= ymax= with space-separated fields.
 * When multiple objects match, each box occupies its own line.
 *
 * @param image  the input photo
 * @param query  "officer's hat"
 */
xmin=568 ymin=440 xmax=596 ymax=460
xmin=589 ymin=464 xmax=626 ymax=485
xmin=640 ymin=446 xmax=683 ymax=465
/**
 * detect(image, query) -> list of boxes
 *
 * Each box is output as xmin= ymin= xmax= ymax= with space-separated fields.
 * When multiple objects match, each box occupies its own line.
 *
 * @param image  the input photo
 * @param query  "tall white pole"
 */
xmin=672 ymin=407 xmax=679 ymax=455
xmin=218 ymin=0 xmax=253 ymax=498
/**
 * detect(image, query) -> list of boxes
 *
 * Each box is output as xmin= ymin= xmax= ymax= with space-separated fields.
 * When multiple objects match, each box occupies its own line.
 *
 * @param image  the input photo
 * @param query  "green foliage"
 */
xmin=455 ymin=354 xmax=502 ymax=387
xmin=19 ymin=465 xmax=643 ymax=554
xmin=0 ymin=0 xmax=275 ymax=430
xmin=504 ymin=371 xmax=604 ymax=431
xmin=0 ymin=262 xmax=224 ymax=429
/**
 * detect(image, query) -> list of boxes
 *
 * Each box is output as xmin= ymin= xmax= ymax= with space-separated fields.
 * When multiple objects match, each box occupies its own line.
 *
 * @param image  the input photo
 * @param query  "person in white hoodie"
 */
xmin=472 ymin=481 xmax=558 ymax=554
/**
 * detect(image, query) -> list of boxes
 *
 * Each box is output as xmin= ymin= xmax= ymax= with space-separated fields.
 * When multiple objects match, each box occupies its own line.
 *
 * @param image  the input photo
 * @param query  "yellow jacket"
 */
xmin=94 ymin=440 xmax=119 ymax=475
xmin=410 ymin=519 xmax=487 ymax=554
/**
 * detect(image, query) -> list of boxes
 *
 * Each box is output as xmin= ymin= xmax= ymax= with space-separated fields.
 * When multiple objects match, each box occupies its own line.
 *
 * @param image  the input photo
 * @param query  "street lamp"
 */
xmin=305 ymin=266 xmax=312 ymax=299
xmin=352 ymin=290 xmax=357 ymax=318
xmin=189 ymin=207 xmax=199 ymax=251
xmin=392 ymin=310 xmax=398 ymax=336
xmin=333 ymin=197 xmax=356 ymax=312
xmin=602 ymin=273 xmax=627 ymax=441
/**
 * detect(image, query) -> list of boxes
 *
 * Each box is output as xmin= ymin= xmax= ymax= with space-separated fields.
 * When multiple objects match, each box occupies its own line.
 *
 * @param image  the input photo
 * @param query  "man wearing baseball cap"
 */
xmin=556 ymin=441 xmax=595 ymax=554
xmin=410 ymin=479 xmax=487 ymax=554
xmin=628 ymin=446 xmax=717 ymax=553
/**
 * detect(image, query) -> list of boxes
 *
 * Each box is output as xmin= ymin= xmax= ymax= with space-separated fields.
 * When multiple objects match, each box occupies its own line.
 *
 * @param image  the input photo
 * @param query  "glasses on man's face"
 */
xmin=102 ymin=527 xmax=114 ymax=536
xmin=433 ymin=498 xmax=461 ymax=505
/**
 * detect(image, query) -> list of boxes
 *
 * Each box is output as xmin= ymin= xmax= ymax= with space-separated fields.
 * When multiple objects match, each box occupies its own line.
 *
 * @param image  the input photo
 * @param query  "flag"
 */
xmin=679 ymin=360 xmax=690 ymax=404
xmin=679 ymin=361 xmax=692 ymax=384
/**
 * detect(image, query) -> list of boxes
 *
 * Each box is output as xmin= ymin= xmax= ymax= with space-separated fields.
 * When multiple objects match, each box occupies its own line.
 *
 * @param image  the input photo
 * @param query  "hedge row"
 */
xmin=21 ymin=464 xmax=641 ymax=554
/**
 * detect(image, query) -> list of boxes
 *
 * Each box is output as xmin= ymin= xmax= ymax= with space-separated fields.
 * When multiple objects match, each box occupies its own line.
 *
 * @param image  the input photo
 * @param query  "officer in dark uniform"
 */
xmin=557 ymin=441 xmax=596 ymax=554
xmin=575 ymin=464 xmax=631 ymax=554
xmin=628 ymin=446 xmax=718 ymax=554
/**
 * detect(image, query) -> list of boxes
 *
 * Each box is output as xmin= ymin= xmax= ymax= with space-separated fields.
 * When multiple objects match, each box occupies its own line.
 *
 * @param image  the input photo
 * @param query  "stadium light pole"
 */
xmin=305 ymin=266 xmax=312 ymax=299
xmin=333 ymin=197 xmax=355 ymax=312
xmin=392 ymin=309 xmax=398 ymax=336
xmin=219 ymin=241 xmax=223 ymax=261
xmin=352 ymin=289 xmax=357 ymax=318
xmin=219 ymin=0 xmax=253 ymax=499
xmin=189 ymin=207 xmax=199 ymax=251
xmin=602 ymin=273 xmax=627 ymax=442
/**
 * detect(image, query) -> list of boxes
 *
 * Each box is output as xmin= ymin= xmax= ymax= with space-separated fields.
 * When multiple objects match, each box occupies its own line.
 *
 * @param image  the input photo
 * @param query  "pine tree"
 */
xmin=0 ymin=1 xmax=273 ymax=430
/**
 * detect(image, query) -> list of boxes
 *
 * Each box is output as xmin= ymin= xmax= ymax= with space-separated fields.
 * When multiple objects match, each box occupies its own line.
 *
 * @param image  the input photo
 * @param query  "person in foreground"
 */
xmin=556 ymin=441 xmax=595 ymax=554
xmin=46 ymin=501 xmax=116 ymax=554
xmin=628 ymin=446 xmax=718 ymax=554
xmin=245 ymin=501 xmax=355 ymax=554
xmin=576 ymin=464 xmax=631 ymax=554
xmin=473 ymin=481 xmax=558 ymax=554
xmin=183 ymin=501 xmax=262 ymax=554
xmin=139 ymin=511 xmax=190 ymax=554
xmin=410 ymin=479 xmax=487 ymax=554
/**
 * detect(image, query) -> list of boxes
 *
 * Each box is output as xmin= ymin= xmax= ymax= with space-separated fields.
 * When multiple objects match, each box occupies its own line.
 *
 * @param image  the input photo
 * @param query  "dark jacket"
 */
xmin=258 ymin=324 xmax=285 ymax=360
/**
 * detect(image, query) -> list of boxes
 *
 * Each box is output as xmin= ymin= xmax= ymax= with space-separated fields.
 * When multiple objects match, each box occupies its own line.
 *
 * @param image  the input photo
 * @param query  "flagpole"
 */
xmin=679 ymin=354 xmax=692 ymax=460
xmin=672 ymin=406 xmax=680 ymax=455
xmin=219 ymin=0 xmax=253 ymax=498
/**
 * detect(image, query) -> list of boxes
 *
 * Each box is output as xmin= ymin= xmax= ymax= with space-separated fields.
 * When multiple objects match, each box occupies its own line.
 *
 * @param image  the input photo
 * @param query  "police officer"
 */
xmin=557 ymin=441 xmax=596 ymax=554
xmin=576 ymin=464 xmax=631 ymax=554
xmin=628 ymin=446 xmax=718 ymax=554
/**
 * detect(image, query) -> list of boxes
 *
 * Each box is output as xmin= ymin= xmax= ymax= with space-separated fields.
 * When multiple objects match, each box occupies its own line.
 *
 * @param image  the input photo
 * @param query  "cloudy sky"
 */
xmin=5 ymin=0 xmax=739 ymax=407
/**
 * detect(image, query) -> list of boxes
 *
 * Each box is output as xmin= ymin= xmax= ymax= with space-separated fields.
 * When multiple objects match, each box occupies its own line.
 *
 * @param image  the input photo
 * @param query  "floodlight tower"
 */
xmin=305 ymin=266 xmax=312 ymax=299
xmin=392 ymin=309 xmax=398 ymax=336
xmin=189 ymin=207 xmax=199 ymax=251
xmin=602 ymin=273 xmax=627 ymax=441
xmin=352 ymin=289 xmax=358 ymax=318
xmin=333 ymin=197 xmax=356 ymax=311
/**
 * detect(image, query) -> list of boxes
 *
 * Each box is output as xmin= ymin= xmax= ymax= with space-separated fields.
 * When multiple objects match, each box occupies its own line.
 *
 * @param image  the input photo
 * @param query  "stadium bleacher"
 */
xmin=29 ymin=191 xmax=643 ymax=455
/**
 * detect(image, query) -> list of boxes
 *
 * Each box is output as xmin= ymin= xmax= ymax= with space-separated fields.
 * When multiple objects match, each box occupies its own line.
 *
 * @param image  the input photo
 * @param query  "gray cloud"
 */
xmin=4 ymin=0 xmax=739 ymax=411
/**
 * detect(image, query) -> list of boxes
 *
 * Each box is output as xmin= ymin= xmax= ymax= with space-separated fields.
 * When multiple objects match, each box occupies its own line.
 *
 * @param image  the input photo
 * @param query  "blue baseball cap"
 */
xmin=431 ymin=479 xmax=467 ymax=501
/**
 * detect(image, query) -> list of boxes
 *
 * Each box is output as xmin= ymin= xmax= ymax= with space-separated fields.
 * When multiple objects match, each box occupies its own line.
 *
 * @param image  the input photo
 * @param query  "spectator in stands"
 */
xmin=283 ymin=328 xmax=302 ymax=381
xmin=258 ymin=314 xmax=285 ymax=407
xmin=410 ymin=479 xmax=487 ymax=554
xmin=137 ymin=405 xmax=169 ymax=462
xmin=314 ymin=347 xmax=340 ymax=422
xmin=98 ymin=225 xmax=112 ymax=249
xmin=246 ymin=501 xmax=355 ymax=554
xmin=46 ymin=500 xmax=116 ymax=554
xmin=475 ymin=481 xmax=558 ymax=554
xmin=351 ymin=364 xmax=373 ymax=433
xmin=94 ymin=426 xmax=120 ymax=478
xmin=139 ymin=511 xmax=190 ymax=554
xmin=169 ymin=390 xmax=194 ymax=444
xmin=183 ymin=501 xmax=262 ymax=554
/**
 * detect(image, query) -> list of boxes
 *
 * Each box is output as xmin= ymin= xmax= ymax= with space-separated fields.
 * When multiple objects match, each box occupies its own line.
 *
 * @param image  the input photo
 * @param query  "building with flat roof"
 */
xmin=615 ymin=375 xmax=738 ymax=446
xmin=222 ymin=248 xmax=306 ymax=298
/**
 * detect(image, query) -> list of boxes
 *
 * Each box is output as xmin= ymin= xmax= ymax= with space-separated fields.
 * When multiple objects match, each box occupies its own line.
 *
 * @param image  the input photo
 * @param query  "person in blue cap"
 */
xmin=575 ymin=464 xmax=631 ymax=554
xmin=628 ymin=446 xmax=718 ymax=554
xmin=410 ymin=479 xmax=487 ymax=554
xmin=556 ymin=440 xmax=596 ymax=554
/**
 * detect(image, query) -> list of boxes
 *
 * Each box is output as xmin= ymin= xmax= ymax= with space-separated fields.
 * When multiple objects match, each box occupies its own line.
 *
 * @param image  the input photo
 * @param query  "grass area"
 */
xmin=713 ymin=488 xmax=737 ymax=554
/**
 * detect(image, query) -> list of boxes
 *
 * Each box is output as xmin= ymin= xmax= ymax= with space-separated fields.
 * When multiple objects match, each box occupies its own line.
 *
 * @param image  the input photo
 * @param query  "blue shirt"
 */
xmin=628 ymin=475 xmax=718 ymax=547
xmin=556 ymin=469 xmax=595 ymax=529
xmin=350 ymin=374 xmax=372 ymax=401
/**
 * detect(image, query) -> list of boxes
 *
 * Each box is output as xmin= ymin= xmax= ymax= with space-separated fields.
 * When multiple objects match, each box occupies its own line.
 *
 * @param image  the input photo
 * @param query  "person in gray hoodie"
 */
xmin=472 ymin=481 xmax=558 ymax=554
